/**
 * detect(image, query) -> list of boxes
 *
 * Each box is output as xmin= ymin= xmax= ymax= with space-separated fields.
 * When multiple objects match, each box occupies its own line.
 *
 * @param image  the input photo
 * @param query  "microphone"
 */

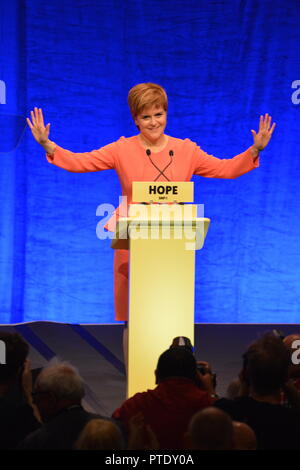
xmin=145 ymin=149 xmax=174 ymax=181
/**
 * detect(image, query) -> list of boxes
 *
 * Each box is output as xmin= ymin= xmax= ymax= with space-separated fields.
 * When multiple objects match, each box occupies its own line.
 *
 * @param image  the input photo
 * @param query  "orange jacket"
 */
xmin=46 ymin=135 xmax=259 ymax=230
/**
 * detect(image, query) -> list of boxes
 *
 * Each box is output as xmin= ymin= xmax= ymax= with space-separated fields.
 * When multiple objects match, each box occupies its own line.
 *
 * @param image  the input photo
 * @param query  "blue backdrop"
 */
xmin=1 ymin=0 xmax=299 ymax=324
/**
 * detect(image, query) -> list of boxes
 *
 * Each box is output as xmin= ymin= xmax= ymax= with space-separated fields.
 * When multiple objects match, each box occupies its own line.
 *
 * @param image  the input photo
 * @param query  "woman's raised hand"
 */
xmin=26 ymin=107 xmax=50 ymax=145
xmin=251 ymin=113 xmax=276 ymax=151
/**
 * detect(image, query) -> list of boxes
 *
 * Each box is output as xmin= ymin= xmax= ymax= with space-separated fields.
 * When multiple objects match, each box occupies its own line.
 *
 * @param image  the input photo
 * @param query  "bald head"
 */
xmin=188 ymin=407 xmax=234 ymax=450
xmin=226 ymin=378 xmax=241 ymax=400
xmin=283 ymin=334 xmax=300 ymax=348
xmin=233 ymin=421 xmax=257 ymax=450
xmin=75 ymin=419 xmax=124 ymax=450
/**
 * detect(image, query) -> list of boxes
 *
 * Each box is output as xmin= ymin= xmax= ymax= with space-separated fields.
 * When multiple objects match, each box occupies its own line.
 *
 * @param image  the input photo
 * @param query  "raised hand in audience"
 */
xmin=195 ymin=361 xmax=217 ymax=397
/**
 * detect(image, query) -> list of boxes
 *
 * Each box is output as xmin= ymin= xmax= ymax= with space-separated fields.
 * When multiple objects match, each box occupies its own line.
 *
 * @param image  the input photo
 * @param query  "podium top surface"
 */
xmin=111 ymin=216 xmax=210 ymax=250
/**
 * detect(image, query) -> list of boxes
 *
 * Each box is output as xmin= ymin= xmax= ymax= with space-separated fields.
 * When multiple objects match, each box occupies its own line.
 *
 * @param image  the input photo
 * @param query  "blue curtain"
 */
xmin=1 ymin=0 xmax=300 ymax=324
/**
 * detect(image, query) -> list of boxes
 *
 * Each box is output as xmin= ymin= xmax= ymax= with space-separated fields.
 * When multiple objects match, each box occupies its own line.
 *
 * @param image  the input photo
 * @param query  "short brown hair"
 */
xmin=128 ymin=82 xmax=168 ymax=119
xmin=243 ymin=333 xmax=289 ymax=395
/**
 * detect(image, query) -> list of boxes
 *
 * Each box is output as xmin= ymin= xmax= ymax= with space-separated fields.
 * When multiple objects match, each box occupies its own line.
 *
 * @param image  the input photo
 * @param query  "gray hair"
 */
xmin=36 ymin=359 xmax=85 ymax=402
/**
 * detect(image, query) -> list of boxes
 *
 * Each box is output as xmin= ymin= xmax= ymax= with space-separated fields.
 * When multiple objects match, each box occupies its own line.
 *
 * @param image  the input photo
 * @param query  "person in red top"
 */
xmin=112 ymin=346 xmax=216 ymax=450
xmin=26 ymin=83 xmax=276 ymax=357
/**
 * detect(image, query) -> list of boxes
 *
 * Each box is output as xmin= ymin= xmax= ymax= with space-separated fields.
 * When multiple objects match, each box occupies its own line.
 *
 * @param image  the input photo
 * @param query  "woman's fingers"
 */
xmin=38 ymin=108 xmax=45 ymax=126
xmin=260 ymin=114 xmax=268 ymax=131
xmin=26 ymin=117 xmax=34 ymax=130
xmin=270 ymin=122 xmax=276 ymax=134
xmin=27 ymin=108 xmax=44 ymax=126
xmin=27 ymin=108 xmax=50 ymax=144
xmin=34 ymin=107 xmax=43 ymax=126
xmin=27 ymin=108 xmax=47 ymax=132
xmin=259 ymin=113 xmax=275 ymax=132
xmin=30 ymin=110 xmax=37 ymax=126
xmin=266 ymin=114 xmax=271 ymax=130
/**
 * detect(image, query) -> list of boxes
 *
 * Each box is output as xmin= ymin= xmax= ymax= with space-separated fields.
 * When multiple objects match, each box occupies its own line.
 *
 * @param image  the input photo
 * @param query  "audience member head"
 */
xmin=243 ymin=332 xmax=289 ymax=397
xmin=155 ymin=347 xmax=197 ymax=384
xmin=0 ymin=331 xmax=29 ymax=386
xmin=32 ymin=360 xmax=85 ymax=421
xmin=283 ymin=334 xmax=300 ymax=379
xmin=187 ymin=407 xmax=234 ymax=450
xmin=75 ymin=419 xmax=124 ymax=450
xmin=233 ymin=421 xmax=257 ymax=450
xmin=226 ymin=378 xmax=241 ymax=400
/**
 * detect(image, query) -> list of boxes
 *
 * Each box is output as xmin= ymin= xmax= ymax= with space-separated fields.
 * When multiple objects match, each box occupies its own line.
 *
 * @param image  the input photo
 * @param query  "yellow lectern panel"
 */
xmin=128 ymin=226 xmax=196 ymax=397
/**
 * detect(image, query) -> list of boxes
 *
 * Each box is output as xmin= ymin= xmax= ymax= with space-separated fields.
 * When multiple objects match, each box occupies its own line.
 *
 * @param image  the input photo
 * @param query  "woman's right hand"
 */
xmin=27 ymin=107 xmax=56 ymax=154
xmin=26 ymin=107 xmax=50 ymax=145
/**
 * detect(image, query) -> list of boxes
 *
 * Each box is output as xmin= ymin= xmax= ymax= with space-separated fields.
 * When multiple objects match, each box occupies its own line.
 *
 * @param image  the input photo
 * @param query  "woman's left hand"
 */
xmin=251 ymin=113 xmax=276 ymax=151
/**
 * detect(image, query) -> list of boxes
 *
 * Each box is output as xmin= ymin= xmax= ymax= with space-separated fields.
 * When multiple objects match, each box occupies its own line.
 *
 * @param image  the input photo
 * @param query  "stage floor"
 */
xmin=1 ymin=322 xmax=299 ymax=416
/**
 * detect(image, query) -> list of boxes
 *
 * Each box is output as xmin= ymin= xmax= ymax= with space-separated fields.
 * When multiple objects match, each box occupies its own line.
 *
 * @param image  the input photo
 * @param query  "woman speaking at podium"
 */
xmin=27 ymin=83 xmax=275 ymax=359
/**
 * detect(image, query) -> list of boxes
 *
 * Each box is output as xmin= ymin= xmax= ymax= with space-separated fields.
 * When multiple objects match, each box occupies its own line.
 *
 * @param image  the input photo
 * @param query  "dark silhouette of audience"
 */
xmin=2 ymin=328 xmax=300 ymax=451
xmin=0 ymin=331 xmax=40 ymax=449
xmin=112 ymin=346 xmax=215 ymax=449
xmin=214 ymin=332 xmax=300 ymax=449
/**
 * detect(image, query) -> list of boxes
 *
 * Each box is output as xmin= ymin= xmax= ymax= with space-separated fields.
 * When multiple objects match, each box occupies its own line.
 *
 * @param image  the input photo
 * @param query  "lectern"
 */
xmin=112 ymin=182 xmax=210 ymax=397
